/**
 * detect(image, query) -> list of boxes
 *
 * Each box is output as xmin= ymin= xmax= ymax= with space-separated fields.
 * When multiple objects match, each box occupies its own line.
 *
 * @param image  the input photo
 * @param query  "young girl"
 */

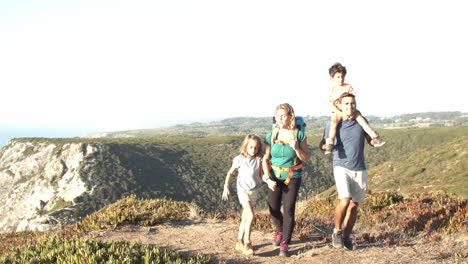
xmin=325 ymin=62 xmax=385 ymax=154
xmin=222 ymin=134 xmax=264 ymax=255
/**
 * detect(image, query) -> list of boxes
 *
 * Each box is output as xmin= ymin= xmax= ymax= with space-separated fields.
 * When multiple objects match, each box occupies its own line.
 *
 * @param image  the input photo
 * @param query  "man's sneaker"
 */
xmin=324 ymin=144 xmax=333 ymax=155
xmin=343 ymin=238 xmax=354 ymax=250
xmin=371 ymin=137 xmax=386 ymax=147
xmin=332 ymin=230 xmax=343 ymax=248
xmin=235 ymin=240 xmax=244 ymax=251
xmin=272 ymin=231 xmax=282 ymax=247
xmin=279 ymin=241 xmax=289 ymax=257
xmin=243 ymin=242 xmax=254 ymax=255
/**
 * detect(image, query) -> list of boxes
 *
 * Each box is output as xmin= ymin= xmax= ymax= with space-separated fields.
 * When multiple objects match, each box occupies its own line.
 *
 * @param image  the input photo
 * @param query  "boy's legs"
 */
xmin=355 ymin=111 xmax=378 ymax=138
xmin=326 ymin=113 xmax=342 ymax=154
xmin=355 ymin=111 xmax=385 ymax=147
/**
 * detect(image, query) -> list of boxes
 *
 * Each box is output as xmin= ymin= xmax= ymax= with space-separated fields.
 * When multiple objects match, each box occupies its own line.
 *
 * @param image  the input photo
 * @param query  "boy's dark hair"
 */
xmin=329 ymin=62 xmax=347 ymax=78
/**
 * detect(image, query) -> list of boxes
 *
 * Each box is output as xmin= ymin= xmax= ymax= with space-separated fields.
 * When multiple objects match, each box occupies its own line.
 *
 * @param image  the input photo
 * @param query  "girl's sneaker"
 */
xmin=235 ymin=240 xmax=244 ymax=251
xmin=243 ymin=242 xmax=254 ymax=255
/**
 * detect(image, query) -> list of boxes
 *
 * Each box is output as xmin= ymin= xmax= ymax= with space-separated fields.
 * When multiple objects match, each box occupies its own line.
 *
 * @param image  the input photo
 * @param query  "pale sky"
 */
xmin=1 ymin=0 xmax=466 ymax=133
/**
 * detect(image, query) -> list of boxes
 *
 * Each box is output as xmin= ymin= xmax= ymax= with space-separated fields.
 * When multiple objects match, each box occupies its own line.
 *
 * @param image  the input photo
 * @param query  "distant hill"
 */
xmin=89 ymin=111 xmax=468 ymax=138
xmin=368 ymin=136 xmax=467 ymax=196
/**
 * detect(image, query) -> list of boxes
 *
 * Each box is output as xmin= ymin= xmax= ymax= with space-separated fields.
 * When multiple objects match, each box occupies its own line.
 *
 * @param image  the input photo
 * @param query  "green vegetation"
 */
xmin=1 ymin=192 xmax=465 ymax=262
xmin=1 ymin=236 xmax=210 ymax=263
xmin=96 ymin=111 xmax=468 ymax=138
xmin=366 ymin=129 xmax=467 ymax=198
xmin=73 ymin=195 xmax=196 ymax=234
xmin=1 ymin=116 xmax=467 ymax=262
xmin=0 ymin=195 xmax=211 ymax=263
xmin=294 ymin=191 xmax=467 ymax=245
xmin=7 ymin=125 xmax=468 ymax=216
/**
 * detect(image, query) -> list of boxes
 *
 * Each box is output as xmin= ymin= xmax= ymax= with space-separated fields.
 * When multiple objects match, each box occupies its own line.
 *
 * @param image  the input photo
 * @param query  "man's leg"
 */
xmin=342 ymin=201 xmax=358 ymax=239
xmin=332 ymin=197 xmax=350 ymax=248
xmin=334 ymin=197 xmax=350 ymax=231
xmin=341 ymin=169 xmax=367 ymax=250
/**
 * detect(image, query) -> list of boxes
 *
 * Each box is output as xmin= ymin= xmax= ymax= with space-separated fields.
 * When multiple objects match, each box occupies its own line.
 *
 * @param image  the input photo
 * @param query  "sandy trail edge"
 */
xmin=90 ymin=220 xmax=467 ymax=264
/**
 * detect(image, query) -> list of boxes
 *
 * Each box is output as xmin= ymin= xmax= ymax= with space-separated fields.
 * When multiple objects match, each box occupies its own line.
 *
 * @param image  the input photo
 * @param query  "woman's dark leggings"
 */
xmin=268 ymin=177 xmax=302 ymax=244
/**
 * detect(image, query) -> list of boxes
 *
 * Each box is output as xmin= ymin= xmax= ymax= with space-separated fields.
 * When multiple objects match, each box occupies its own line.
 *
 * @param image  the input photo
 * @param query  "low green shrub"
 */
xmin=0 ymin=235 xmax=210 ymax=263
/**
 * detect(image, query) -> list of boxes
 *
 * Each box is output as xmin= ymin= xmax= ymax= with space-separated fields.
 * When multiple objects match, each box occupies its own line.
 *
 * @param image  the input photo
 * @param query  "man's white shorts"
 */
xmin=333 ymin=166 xmax=367 ymax=203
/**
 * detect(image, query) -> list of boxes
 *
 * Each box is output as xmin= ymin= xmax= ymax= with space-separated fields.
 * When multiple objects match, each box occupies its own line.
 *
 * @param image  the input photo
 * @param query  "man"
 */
xmin=321 ymin=92 xmax=369 ymax=250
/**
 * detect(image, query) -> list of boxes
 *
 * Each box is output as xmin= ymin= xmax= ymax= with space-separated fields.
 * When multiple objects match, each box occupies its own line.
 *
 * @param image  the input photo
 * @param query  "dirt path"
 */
xmin=91 ymin=220 xmax=467 ymax=264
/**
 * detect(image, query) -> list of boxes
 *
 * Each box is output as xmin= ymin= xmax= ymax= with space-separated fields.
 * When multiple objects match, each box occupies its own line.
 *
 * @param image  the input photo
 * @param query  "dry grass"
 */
xmin=1 ymin=191 xmax=466 ymax=263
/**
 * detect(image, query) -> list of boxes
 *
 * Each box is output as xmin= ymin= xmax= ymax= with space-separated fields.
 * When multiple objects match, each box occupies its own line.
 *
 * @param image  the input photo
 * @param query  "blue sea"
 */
xmin=0 ymin=128 xmax=92 ymax=149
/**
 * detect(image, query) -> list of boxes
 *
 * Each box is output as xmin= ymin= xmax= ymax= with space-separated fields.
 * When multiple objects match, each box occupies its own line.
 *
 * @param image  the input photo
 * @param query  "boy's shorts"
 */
xmin=237 ymin=188 xmax=259 ymax=207
xmin=333 ymin=166 xmax=367 ymax=203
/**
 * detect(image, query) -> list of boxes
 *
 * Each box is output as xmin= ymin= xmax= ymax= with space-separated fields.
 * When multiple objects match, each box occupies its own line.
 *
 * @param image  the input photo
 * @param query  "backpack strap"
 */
xmin=293 ymin=128 xmax=299 ymax=165
xmin=269 ymin=128 xmax=302 ymax=185
xmin=271 ymin=127 xmax=279 ymax=146
xmin=271 ymin=128 xmax=298 ymax=145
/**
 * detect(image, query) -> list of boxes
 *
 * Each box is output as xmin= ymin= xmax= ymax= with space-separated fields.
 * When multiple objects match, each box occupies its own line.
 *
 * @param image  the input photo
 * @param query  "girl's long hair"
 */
xmin=240 ymin=134 xmax=264 ymax=158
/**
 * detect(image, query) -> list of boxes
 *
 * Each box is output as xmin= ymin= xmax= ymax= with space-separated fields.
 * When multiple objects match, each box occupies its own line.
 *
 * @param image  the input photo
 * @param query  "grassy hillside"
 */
xmin=10 ymin=125 xmax=467 ymax=215
xmin=307 ymin=125 xmax=468 ymax=198
xmin=369 ymin=136 xmax=467 ymax=197
xmin=1 ymin=192 xmax=466 ymax=263
xmin=1 ymin=125 xmax=466 ymax=262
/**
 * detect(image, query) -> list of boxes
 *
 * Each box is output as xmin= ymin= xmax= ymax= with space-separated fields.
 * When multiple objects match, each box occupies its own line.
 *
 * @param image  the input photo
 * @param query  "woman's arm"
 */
xmin=290 ymin=137 xmax=310 ymax=162
xmin=262 ymin=145 xmax=271 ymax=178
xmin=262 ymin=145 xmax=277 ymax=191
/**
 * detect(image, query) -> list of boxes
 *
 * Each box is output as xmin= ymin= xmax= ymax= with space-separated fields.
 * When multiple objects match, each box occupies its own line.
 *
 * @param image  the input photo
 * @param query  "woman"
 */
xmin=262 ymin=103 xmax=310 ymax=257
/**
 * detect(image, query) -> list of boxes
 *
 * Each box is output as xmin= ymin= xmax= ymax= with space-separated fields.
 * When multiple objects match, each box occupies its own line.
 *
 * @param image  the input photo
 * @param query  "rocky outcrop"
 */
xmin=0 ymin=141 xmax=100 ymax=233
xmin=0 ymin=137 xmax=244 ymax=234
xmin=0 ymin=138 xmax=196 ymax=234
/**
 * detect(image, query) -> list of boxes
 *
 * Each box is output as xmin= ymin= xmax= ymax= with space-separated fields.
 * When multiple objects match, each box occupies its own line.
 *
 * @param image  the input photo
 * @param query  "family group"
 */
xmin=222 ymin=63 xmax=386 ymax=257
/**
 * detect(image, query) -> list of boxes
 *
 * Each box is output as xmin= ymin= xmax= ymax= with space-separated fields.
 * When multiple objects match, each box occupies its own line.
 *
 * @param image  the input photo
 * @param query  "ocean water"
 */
xmin=0 ymin=128 xmax=90 ymax=149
